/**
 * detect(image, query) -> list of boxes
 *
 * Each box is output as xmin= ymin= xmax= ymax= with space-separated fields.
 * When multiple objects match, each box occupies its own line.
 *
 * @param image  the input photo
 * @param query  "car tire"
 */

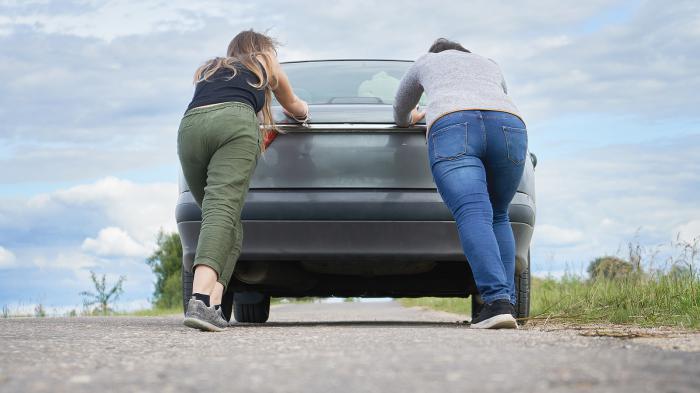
xmin=181 ymin=268 xmax=193 ymax=315
xmin=233 ymin=292 xmax=270 ymax=323
xmin=221 ymin=290 xmax=234 ymax=322
xmin=514 ymin=250 xmax=531 ymax=325
xmin=470 ymin=294 xmax=483 ymax=322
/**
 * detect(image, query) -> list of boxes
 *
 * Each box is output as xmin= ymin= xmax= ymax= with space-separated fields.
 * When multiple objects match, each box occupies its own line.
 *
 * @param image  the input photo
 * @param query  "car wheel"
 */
xmin=220 ymin=290 xmax=234 ymax=322
xmin=470 ymin=294 xmax=483 ymax=322
xmin=181 ymin=268 xmax=193 ymax=315
xmin=233 ymin=291 xmax=270 ymax=323
xmin=514 ymin=250 xmax=531 ymax=324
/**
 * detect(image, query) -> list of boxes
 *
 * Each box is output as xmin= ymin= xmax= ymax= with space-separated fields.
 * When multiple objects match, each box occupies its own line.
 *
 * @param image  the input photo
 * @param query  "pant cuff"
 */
xmin=481 ymin=294 xmax=512 ymax=304
xmin=217 ymin=276 xmax=229 ymax=293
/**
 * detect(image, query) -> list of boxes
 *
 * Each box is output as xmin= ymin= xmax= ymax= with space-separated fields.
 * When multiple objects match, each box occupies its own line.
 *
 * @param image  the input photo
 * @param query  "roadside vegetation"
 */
xmin=6 ymin=232 xmax=694 ymax=324
xmin=402 ymin=236 xmax=700 ymax=329
xmin=2 ymin=270 xmax=126 ymax=318
xmin=138 ymin=231 xmax=323 ymax=315
xmin=80 ymin=271 xmax=126 ymax=315
xmin=146 ymin=231 xmax=184 ymax=310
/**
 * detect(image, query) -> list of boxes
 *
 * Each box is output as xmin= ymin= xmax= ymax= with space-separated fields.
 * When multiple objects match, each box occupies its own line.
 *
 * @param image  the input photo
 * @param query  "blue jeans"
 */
xmin=428 ymin=110 xmax=527 ymax=304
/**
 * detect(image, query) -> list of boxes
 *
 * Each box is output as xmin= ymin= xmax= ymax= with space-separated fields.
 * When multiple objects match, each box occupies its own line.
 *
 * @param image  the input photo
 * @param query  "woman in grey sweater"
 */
xmin=394 ymin=38 xmax=527 ymax=329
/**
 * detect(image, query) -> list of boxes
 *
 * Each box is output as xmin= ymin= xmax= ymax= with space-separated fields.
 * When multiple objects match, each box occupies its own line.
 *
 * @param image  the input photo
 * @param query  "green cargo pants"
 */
xmin=177 ymin=102 xmax=260 ymax=291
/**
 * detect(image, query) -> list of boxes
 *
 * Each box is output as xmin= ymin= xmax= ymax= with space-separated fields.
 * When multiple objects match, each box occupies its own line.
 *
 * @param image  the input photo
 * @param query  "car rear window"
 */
xmin=276 ymin=60 xmax=427 ymax=106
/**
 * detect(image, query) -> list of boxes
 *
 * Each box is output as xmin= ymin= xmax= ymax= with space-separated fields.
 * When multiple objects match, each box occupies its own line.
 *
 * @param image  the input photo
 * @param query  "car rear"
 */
xmin=176 ymin=60 xmax=536 ymax=320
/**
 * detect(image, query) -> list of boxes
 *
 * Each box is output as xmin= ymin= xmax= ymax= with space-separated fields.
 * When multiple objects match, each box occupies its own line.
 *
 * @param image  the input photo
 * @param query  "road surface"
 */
xmin=1 ymin=301 xmax=698 ymax=392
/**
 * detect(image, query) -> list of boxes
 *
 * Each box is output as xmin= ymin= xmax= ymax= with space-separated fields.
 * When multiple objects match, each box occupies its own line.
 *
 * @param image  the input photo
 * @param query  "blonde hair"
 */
xmin=193 ymin=29 xmax=279 ymax=150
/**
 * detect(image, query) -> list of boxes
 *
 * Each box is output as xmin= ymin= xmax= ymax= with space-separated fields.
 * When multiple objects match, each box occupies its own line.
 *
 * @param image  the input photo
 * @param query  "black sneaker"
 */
xmin=470 ymin=299 xmax=518 ymax=329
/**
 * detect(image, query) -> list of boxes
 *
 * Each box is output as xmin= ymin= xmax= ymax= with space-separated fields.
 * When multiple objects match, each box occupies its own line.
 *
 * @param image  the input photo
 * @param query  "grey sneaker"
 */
xmin=183 ymin=297 xmax=228 ymax=332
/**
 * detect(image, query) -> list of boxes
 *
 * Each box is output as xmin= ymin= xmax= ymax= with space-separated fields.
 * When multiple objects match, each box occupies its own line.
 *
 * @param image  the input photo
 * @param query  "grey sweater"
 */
xmin=393 ymin=50 xmax=522 ymax=130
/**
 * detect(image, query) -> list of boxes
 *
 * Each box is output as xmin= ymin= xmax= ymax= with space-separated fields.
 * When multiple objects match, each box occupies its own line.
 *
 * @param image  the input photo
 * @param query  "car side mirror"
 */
xmin=529 ymin=152 xmax=537 ymax=168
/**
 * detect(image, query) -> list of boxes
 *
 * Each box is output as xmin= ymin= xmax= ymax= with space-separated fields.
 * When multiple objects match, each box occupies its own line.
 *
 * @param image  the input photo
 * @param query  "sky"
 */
xmin=0 ymin=0 xmax=699 ymax=311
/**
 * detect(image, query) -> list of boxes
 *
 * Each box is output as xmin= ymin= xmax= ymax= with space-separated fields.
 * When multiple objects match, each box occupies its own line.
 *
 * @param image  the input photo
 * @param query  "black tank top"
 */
xmin=186 ymin=65 xmax=266 ymax=112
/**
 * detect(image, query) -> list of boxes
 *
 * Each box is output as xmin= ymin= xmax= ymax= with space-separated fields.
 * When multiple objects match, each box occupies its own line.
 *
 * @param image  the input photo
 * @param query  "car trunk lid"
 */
xmin=251 ymin=105 xmax=433 ymax=189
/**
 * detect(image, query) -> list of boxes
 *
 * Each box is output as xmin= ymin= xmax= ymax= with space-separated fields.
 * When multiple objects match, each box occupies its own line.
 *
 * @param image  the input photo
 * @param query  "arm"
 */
xmin=500 ymin=73 xmax=508 ymax=95
xmin=489 ymin=58 xmax=508 ymax=94
xmin=393 ymin=61 xmax=424 ymax=127
xmin=264 ymin=55 xmax=308 ymax=119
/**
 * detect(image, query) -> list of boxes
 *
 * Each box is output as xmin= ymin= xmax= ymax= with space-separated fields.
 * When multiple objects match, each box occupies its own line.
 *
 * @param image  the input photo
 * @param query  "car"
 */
xmin=176 ymin=59 xmax=537 ymax=324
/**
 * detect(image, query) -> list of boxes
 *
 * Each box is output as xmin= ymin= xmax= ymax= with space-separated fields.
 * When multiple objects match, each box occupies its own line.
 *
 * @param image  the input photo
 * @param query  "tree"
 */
xmin=80 ymin=271 xmax=125 ymax=315
xmin=146 ymin=231 xmax=183 ymax=309
xmin=587 ymin=256 xmax=635 ymax=280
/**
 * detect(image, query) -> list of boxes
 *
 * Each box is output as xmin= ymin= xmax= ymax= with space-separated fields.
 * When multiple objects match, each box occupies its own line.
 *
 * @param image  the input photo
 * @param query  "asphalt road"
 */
xmin=1 ymin=301 xmax=698 ymax=393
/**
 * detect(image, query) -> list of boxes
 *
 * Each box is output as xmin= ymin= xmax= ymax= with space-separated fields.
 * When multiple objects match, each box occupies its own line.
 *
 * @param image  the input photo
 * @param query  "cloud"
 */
xmin=0 ymin=176 xmax=175 ymax=281
xmin=1 ymin=0 xmax=699 ymax=187
xmin=0 ymin=1 xmax=255 ymax=41
xmin=675 ymin=220 xmax=700 ymax=244
xmin=534 ymin=225 xmax=585 ymax=247
xmin=33 ymin=252 xmax=97 ymax=270
xmin=532 ymin=133 xmax=700 ymax=271
xmin=0 ymin=177 xmax=173 ymax=306
xmin=0 ymin=246 xmax=17 ymax=268
xmin=24 ymin=176 xmax=177 ymax=243
xmin=82 ymin=226 xmax=150 ymax=257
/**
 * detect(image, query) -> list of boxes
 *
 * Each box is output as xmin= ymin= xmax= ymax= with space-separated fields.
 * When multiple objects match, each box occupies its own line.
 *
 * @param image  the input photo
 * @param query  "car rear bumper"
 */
xmin=177 ymin=189 xmax=535 ymax=275
xmin=176 ymin=189 xmax=535 ymax=224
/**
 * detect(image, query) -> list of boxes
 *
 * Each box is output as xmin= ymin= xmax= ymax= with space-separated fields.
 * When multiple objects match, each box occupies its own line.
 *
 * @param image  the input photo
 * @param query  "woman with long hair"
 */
xmin=179 ymin=30 xmax=308 ymax=331
xmin=394 ymin=38 xmax=527 ymax=329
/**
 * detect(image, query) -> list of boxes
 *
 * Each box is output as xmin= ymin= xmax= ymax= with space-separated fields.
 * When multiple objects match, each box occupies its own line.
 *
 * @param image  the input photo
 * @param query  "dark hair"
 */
xmin=428 ymin=38 xmax=470 ymax=53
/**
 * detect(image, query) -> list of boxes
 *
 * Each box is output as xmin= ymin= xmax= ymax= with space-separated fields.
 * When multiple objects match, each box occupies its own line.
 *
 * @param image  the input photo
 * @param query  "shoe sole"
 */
xmin=183 ymin=317 xmax=225 ymax=332
xmin=470 ymin=313 xmax=518 ymax=329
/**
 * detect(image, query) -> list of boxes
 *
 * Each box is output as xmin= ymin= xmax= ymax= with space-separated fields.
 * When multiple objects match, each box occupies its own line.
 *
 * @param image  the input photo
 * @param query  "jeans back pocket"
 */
xmin=431 ymin=122 xmax=468 ymax=161
xmin=502 ymin=126 xmax=527 ymax=165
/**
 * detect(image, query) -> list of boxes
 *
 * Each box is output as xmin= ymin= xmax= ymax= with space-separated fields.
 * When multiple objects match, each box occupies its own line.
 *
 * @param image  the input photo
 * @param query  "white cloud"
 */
xmin=532 ymin=134 xmax=700 ymax=270
xmin=1 ymin=1 xmax=255 ymax=41
xmin=0 ymin=246 xmax=17 ymax=268
xmin=534 ymin=225 xmax=585 ymax=247
xmin=33 ymin=252 xmax=97 ymax=270
xmin=0 ymin=176 xmax=176 ymax=280
xmin=82 ymin=226 xmax=150 ymax=257
xmin=28 ymin=176 xmax=177 ymax=244
xmin=675 ymin=220 xmax=700 ymax=243
xmin=1 ymin=0 xmax=698 ymax=187
xmin=0 ymin=176 xmax=174 ymax=306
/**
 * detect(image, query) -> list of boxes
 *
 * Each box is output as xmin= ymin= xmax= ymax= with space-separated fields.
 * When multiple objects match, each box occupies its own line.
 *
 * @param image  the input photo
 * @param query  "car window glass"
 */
xmin=275 ymin=61 xmax=427 ymax=106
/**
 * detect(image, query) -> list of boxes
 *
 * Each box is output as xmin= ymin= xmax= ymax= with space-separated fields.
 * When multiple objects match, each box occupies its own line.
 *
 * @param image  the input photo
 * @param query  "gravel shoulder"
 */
xmin=1 ymin=301 xmax=698 ymax=393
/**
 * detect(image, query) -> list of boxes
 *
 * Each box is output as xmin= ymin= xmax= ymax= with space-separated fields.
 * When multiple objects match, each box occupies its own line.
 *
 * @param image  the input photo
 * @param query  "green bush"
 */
xmin=587 ymin=256 xmax=635 ymax=280
xmin=146 ymin=231 xmax=183 ymax=309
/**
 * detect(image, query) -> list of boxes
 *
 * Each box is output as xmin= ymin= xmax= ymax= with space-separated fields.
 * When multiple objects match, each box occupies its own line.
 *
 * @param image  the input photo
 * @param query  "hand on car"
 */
xmin=283 ymin=99 xmax=309 ymax=124
xmin=410 ymin=107 xmax=425 ymax=125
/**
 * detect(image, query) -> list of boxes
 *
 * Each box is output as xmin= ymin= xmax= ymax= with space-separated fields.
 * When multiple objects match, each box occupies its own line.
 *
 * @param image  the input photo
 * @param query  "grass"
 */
xmin=400 ymin=273 xmax=700 ymax=329
xmin=400 ymin=297 xmax=473 ymax=317
xmin=402 ymin=237 xmax=700 ymax=329
xmin=530 ymin=273 xmax=699 ymax=328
